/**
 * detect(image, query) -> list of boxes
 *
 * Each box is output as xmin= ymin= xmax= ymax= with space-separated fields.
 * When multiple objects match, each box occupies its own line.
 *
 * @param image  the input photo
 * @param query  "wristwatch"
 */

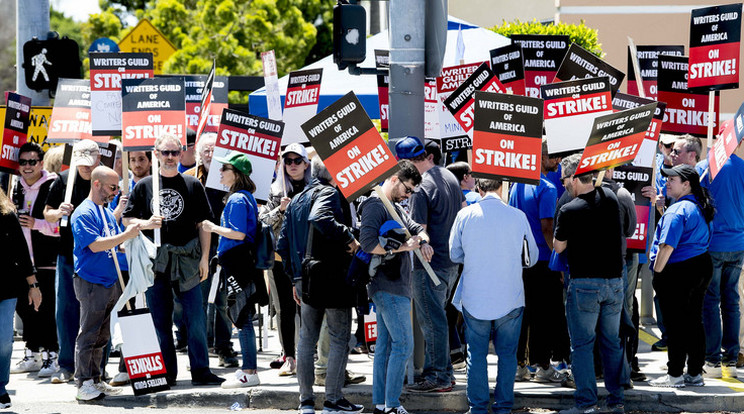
xmin=28 ymin=282 xmax=40 ymax=289
xmin=387 ymin=249 xmax=393 ymax=256
xmin=419 ymin=239 xmax=428 ymax=246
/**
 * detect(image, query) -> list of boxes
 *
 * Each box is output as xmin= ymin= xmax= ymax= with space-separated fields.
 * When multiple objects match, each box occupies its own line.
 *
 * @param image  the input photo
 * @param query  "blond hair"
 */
xmin=0 ymin=188 xmax=16 ymax=215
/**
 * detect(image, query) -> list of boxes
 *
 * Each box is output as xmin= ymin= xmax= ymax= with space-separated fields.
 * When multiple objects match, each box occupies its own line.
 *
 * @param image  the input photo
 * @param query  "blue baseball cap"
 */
xmin=394 ymin=136 xmax=425 ymax=159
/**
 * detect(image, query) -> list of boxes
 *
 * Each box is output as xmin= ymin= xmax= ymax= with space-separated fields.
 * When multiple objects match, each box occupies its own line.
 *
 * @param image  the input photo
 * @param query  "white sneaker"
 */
xmin=279 ymin=356 xmax=296 ymax=376
xmin=724 ymin=361 xmax=739 ymax=378
xmin=649 ymin=374 xmax=685 ymax=388
xmin=703 ymin=361 xmax=722 ymax=378
xmin=94 ymin=380 xmax=123 ymax=396
xmin=37 ymin=351 xmax=59 ymax=378
xmin=109 ymin=372 xmax=130 ymax=386
xmin=221 ymin=369 xmax=260 ymax=389
xmin=76 ymin=379 xmax=104 ymax=401
xmin=384 ymin=406 xmax=409 ymax=414
xmin=515 ymin=364 xmax=531 ymax=382
xmin=10 ymin=349 xmax=41 ymax=373
xmin=51 ymin=369 xmax=74 ymax=384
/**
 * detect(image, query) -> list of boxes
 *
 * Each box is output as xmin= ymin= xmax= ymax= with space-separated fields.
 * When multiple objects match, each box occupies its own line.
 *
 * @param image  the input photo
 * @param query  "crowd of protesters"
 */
xmin=0 ymin=129 xmax=742 ymax=414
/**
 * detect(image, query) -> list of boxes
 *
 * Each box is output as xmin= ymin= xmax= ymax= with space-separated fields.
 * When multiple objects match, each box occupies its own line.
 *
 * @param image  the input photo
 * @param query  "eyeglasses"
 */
xmin=107 ymin=184 xmax=120 ymax=192
xmin=18 ymin=159 xmax=40 ymax=166
xmin=284 ymin=157 xmax=304 ymax=166
xmin=159 ymin=150 xmax=182 ymax=157
xmin=662 ymin=142 xmax=674 ymax=149
xmin=400 ymin=181 xmax=416 ymax=195
xmin=671 ymin=148 xmax=684 ymax=155
xmin=561 ymin=176 xmax=571 ymax=186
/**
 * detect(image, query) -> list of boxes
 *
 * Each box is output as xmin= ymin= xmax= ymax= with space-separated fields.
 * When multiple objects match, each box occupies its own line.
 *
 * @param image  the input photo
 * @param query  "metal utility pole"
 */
xmin=387 ymin=0 xmax=425 ymax=146
xmin=16 ymin=0 xmax=50 ymax=105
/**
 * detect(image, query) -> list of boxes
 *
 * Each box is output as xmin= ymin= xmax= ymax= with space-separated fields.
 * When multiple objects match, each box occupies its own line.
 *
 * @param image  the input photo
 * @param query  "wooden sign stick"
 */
xmin=151 ymin=152 xmax=161 ymax=247
xmin=373 ymin=186 xmax=440 ymax=286
xmin=60 ymin=157 xmax=77 ymax=227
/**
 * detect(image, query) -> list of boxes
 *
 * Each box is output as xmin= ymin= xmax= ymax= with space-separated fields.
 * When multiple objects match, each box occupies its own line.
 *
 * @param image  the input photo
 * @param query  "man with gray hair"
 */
xmin=123 ymin=133 xmax=224 ymax=387
xmin=277 ymin=156 xmax=363 ymax=414
xmin=671 ymin=134 xmax=702 ymax=167
xmin=554 ymin=154 xmax=625 ymax=414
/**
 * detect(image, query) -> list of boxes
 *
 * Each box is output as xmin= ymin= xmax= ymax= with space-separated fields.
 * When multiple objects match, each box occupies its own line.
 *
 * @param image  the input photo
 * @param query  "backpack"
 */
xmin=240 ymin=190 xmax=275 ymax=270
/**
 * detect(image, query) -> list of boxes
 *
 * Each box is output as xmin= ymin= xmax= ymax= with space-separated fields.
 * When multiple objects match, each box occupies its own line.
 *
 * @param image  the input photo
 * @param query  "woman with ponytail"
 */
xmin=649 ymin=164 xmax=715 ymax=388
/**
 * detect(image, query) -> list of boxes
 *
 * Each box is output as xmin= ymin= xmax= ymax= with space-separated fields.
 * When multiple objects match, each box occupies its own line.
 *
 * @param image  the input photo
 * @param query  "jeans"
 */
xmin=146 ymin=274 xmax=210 ymax=381
xmin=566 ymin=277 xmax=624 ymax=408
xmin=464 ymin=306 xmax=523 ymax=414
xmin=200 ymin=271 xmax=232 ymax=352
xmin=297 ymin=301 xmax=351 ymax=404
xmin=704 ymin=250 xmax=744 ymax=364
xmin=314 ymin=317 xmax=330 ymax=375
xmin=56 ymin=254 xmax=80 ymax=374
xmin=654 ymin=253 xmax=713 ymax=377
xmin=412 ymin=266 xmax=458 ymax=386
xmin=73 ymin=277 xmax=120 ymax=385
xmin=371 ymin=291 xmax=413 ymax=409
xmin=0 ymin=299 xmax=17 ymax=395
xmin=239 ymin=312 xmax=257 ymax=370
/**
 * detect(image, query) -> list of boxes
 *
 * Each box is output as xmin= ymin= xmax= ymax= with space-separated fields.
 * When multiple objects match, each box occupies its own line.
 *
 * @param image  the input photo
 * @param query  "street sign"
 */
xmin=118 ymin=19 xmax=177 ymax=75
xmin=89 ymin=37 xmax=120 ymax=54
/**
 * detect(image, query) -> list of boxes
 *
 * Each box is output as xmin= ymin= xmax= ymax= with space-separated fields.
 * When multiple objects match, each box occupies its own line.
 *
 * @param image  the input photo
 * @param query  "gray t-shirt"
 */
xmin=360 ymin=195 xmax=424 ymax=299
xmin=409 ymin=165 xmax=464 ymax=270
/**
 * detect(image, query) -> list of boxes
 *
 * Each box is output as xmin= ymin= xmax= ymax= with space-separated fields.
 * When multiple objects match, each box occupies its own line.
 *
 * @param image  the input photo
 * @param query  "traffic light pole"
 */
xmin=16 ymin=0 xmax=51 ymax=105
xmin=387 ymin=0 xmax=425 ymax=149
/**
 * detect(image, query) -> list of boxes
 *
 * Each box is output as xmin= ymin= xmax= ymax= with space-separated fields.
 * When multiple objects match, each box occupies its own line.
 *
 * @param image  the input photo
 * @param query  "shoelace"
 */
xmin=41 ymin=358 xmax=54 ymax=369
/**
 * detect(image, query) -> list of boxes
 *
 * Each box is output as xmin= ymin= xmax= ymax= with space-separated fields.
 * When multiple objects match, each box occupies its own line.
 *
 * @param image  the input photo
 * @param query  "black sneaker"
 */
xmin=218 ymin=350 xmax=239 ymax=368
xmin=299 ymin=399 xmax=315 ymax=414
xmin=0 ymin=393 xmax=10 ymax=409
xmin=175 ymin=341 xmax=188 ymax=353
xmin=191 ymin=371 xmax=226 ymax=386
xmin=344 ymin=370 xmax=366 ymax=386
xmin=406 ymin=379 xmax=452 ymax=393
xmin=322 ymin=398 xmax=363 ymax=414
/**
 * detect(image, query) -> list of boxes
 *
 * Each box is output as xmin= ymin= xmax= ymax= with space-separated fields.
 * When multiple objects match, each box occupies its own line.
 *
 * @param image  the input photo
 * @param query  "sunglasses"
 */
xmin=662 ymin=142 xmax=674 ymax=149
xmin=284 ymin=157 xmax=304 ymax=166
xmin=18 ymin=159 xmax=40 ymax=166
xmin=220 ymin=164 xmax=233 ymax=172
xmin=159 ymin=150 xmax=182 ymax=157
xmin=671 ymin=148 xmax=683 ymax=155
xmin=107 ymin=184 xmax=120 ymax=192
xmin=400 ymin=181 xmax=416 ymax=195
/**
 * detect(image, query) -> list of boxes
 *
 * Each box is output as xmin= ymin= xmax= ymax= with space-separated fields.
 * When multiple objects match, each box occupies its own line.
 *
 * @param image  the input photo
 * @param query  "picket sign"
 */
xmin=151 ymin=153 xmax=161 ymax=247
xmin=706 ymin=91 xmax=715 ymax=157
xmin=595 ymin=170 xmax=606 ymax=187
xmin=60 ymin=158 xmax=77 ymax=227
xmin=373 ymin=186 xmax=440 ymax=286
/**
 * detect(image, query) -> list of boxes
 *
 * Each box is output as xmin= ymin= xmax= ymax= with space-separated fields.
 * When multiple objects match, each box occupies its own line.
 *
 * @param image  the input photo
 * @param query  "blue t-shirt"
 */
xmin=649 ymin=194 xmax=710 ymax=265
xmin=655 ymin=153 xmax=668 ymax=198
xmin=545 ymin=164 xmax=565 ymax=200
xmin=698 ymin=155 xmax=744 ymax=252
xmin=71 ymin=199 xmax=128 ymax=287
xmin=217 ymin=190 xmax=257 ymax=256
xmin=509 ymin=174 xmax=557 ymax=261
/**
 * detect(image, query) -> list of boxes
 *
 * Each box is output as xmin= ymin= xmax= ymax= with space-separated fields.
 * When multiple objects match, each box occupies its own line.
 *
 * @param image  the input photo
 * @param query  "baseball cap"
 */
xmin=394 ymin=136 xmax=425 ymax=159
xmin=660 ymin=164 xmax=698 ymax=181
xmin=659 ymin=134 xmax=678 ymax=145
xmin=215 ymin=152 xmax=253 ymax=176
xmin=72 ymin=139 xmax=100 ymax=167
xmin=281 ymin=143 xmax=309 ymax=162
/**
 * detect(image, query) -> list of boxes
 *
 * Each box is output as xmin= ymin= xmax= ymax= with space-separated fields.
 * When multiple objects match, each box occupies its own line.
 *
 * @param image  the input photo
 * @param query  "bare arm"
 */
xmin=88 ymin=223 xmax=141 ymax=253
xmin=201 ymin=220 xmax=246 ymax=241
xmin=541 ymin=217 xmax=554 ymax=250
xmin=553 ymin=238 xmax=567 ymax=254
xmin=44 ymin=203 xmax=73 ymax=223
xmin=653 ymin=244 xmax=675 ymax=273
xmin=197 ymin=223 xmax=210 ymax=281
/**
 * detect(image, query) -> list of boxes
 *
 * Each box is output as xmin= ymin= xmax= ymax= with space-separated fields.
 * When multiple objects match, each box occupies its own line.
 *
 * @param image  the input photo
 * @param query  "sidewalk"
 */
xmin=8 ymin=313 xmax=744 ymax=413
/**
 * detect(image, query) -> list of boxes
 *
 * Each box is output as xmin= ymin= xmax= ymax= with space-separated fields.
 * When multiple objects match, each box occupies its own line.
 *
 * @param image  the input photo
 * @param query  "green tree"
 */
xmin=491 ymin=19 xmax=604 ymax=58
xmin=50 ymin=7 xmax=85 ymax=54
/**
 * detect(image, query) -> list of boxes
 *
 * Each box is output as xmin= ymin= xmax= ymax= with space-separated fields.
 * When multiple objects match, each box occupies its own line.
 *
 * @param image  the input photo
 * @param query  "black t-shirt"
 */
xmin=45 ymin=169 xmax=91 ymax=258
xmin=123 ymin=174 xmax=212 ymax=246
xmin=554 ymin=187 xmax=624 ymax=279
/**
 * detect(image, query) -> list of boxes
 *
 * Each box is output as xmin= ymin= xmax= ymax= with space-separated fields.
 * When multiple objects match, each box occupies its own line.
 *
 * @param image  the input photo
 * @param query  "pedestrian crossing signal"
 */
xmin=23 ymin=33 xmax=83 ymax=93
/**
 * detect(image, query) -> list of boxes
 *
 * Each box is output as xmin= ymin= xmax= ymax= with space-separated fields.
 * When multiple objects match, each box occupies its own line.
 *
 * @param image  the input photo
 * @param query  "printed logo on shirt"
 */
xmin=153 ymin=188 xmax=184 ymax=221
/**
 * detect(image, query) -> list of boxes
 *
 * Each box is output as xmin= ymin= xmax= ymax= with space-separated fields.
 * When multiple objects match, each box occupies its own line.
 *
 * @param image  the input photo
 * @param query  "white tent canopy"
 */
xmin=248 ymin=17 xmax=511 ymax=119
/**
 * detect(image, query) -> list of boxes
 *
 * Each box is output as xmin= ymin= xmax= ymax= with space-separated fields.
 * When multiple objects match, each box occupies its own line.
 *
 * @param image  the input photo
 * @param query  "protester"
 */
xmin=0 ymin=185 xmax=41 ymax=409
xmin=670 ymin=135 xmax=702 ymax=168
xmin=184 ymin=132 xmax=238 ymax=368
xmin=201 ymin=152 xmax=262 ymax=389
xmin=70 ymin=166 xmax=141 ymax=401
xmin=178 ymin=129 xmax=197 ymax=173
xmin=554 ymin=154 xmax=625 ymax=414
xmin=42 ymin=145 xmax=64 ymax=175
xmin=10 ymin=143 xmax=60 ymax=377
xmin=446 ymin=161 xmax=480 ymax=205
xmin=123 ymin=133 xmax=224 ymax=386
xmin=697 ymin=142 xmax=744 ymax=378
xmin=359 ymin=160 xmax=431 ymax=414
xmin=277 ymin=156 xmax=363 ymax=414
xmin=43 ymin=139 xmax=100 ymax=383
xmin=395 ymin=135 xmax=463 ymax=393
xmin=649 ymin=164 xmax=715 ymax=388
xmin=510 ymin=139 xmax=568 ymax=383
xmin=260 ymin=142 xmax=311 ymax=376
xmin=450 ymin=177 xmax=539 ymax=414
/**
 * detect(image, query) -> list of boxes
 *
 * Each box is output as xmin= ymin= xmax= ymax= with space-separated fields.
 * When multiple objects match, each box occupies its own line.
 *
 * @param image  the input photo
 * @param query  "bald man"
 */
xmin=70 ymin=166 xmax=142 ymax=401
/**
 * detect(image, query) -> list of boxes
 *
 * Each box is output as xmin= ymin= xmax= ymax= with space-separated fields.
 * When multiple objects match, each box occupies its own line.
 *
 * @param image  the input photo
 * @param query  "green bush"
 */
xmin=490 ymin=20 xmax=604 ymax=58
